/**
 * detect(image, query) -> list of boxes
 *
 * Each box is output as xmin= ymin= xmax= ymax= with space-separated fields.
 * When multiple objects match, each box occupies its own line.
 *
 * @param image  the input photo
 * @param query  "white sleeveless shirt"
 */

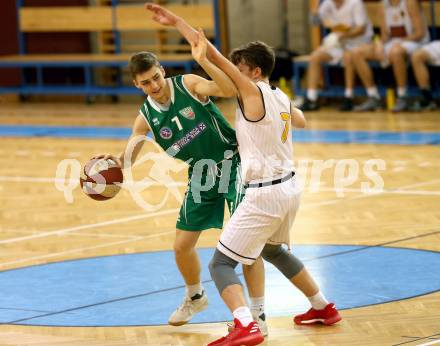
xmin=235 ymin=81 xmax=295 ymax=184
xmin=383 ymin=0 xmax=429 ymax=42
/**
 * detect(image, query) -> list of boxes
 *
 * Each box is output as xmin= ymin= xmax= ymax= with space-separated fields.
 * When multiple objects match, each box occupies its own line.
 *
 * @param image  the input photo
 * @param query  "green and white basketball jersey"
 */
xmin=139 ymin=75 xmax=237 ymax=166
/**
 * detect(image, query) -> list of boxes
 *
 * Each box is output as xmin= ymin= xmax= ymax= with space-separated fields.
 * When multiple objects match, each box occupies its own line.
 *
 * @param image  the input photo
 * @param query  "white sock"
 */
xmin=308 ymin=291 xmax=329 ymax=310
xmin=186 ymin=283 xmax=203 ymax=299
xmin=232 ymin=306 xmax=254 ymax=327
xmin=249 ymin=296 xmax=265 ymax=318
xmin=397 ymin=87 xmax=407 ymax=98
xmin=344 ymin=88 xmax=353 ymax=98
xmin=367 ymin=87 xmax=379 ymax=99
xmin=307 ymin=89 xmax=318 ymax=101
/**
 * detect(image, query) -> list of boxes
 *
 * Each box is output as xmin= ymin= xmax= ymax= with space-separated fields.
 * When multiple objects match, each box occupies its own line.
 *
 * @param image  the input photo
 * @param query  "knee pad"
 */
xmin=209 ymin=249 xmax=241 ymax=294
xmin=261 ymin=243 xmax=304 ymax=279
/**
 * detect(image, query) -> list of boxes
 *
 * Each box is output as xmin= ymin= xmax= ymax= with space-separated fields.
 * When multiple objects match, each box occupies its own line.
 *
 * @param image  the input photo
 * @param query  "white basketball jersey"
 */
xmin=319 ymin=0 xmax=373 ymax=46
xmin=235 ymin=81 xmax=294 ymax=183
xmin=383 ymin=0 xmax=429 ymax=42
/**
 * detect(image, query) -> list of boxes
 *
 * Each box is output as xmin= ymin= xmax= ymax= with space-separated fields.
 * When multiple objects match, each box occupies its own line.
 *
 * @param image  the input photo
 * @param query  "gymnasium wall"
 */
xmin=228 ymin=0 xmax=310 ymax=54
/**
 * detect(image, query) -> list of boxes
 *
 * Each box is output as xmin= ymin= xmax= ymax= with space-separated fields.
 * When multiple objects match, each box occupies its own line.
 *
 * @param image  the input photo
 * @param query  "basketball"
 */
xmin=80 ymin=158 xmax=123 ymax=201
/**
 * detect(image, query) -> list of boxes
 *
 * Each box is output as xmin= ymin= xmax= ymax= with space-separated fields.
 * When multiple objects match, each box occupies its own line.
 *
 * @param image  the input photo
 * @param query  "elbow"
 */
xmin=291 ymin=107 xmax=306 ymax=128
xmin=296 ymin=120 xmax=306 ymax=129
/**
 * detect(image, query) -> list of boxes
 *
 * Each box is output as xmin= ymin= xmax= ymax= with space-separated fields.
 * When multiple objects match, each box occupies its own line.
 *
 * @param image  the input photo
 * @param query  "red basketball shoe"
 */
xmin=294 ymin=303 xmax=341 ymax=326
xmin=207 ymin=319 xmax=264 ymax=346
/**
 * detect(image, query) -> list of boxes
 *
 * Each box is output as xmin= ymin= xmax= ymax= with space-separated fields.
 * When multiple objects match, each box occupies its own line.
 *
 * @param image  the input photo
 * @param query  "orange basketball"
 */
xmin=80 ymin=158 xmax=123 ymax=201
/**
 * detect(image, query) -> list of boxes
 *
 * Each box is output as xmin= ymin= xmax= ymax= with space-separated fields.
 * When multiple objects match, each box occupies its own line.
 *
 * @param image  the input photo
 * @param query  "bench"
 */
xmin=292 ymin=0 xmax=440 ymax=98
xmin=0 ymin=2 xmax=219 ymax=95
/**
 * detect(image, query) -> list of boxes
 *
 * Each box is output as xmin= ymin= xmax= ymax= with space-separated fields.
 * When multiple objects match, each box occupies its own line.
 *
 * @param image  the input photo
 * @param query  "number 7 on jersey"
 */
xmin=280 ymin=112 xmax=290 ymax=143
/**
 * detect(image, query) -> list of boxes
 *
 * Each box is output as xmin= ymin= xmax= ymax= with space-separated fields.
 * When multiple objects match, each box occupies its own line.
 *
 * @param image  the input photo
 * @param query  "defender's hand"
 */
xmin=145 ymin=3 xmax=179 ymax=26
xmin=190 ymin=29 xmax=208 ymax=64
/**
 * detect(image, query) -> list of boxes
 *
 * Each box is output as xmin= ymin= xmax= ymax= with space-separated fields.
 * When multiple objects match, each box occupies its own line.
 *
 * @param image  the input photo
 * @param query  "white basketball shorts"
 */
xmin=421 ymin=41 xmax=440 ymax=65
xmin=217 ymin=175 xmax=301 ymax=265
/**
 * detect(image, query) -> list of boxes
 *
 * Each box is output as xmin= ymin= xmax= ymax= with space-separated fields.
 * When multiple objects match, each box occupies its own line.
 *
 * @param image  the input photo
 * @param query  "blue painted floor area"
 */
xmin=0 ymin=245 xmax=439 ymax=327
xmin=1 ymin=125 xmax=440 ymax=145
xmin=0 ymin=125 xmax=131 ymax=139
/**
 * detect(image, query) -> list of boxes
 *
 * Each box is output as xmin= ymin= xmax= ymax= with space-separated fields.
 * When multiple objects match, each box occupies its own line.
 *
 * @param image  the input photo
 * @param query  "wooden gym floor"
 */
xmin=0 ymin=99 xmax=439 ymax=346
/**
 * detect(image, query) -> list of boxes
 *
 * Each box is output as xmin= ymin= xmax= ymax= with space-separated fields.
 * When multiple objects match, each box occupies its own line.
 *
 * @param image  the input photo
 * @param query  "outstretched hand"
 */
xmin=190 ymin=28 xmax=208 ymax=64
xmin=145 ymin=3 xmax=179 ymax=26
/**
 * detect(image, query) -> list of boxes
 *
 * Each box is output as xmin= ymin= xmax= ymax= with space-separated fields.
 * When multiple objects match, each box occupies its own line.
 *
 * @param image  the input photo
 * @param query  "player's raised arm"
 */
xmin=145 ymin=3 xmax=217 ymax=60
xmin=146 ymin=3 xmax=237 ymax=98
xmin=145 ymin=3 xmax=199 ymax=48
xmin=185 ymin=29 xmax=237 ymax=99
xmin=207 ymin=39 xmax=264 ymax=121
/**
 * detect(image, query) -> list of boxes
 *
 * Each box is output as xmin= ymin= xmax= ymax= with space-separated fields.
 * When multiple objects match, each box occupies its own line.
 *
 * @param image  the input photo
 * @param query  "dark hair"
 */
xmin=129 ymin=52 xmax=160 ymax=78
xmin=229 ymin=41 xmax=275 ymax=78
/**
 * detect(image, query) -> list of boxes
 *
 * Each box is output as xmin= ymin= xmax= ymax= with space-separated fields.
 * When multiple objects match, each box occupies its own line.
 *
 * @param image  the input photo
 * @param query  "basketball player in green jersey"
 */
xmin=102 ymin=51 xmax=266 ymax=328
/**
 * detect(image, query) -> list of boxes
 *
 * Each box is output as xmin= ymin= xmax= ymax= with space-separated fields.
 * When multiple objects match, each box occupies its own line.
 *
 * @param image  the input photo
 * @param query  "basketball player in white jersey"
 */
xmin=352 ymin=0 xmax=429 ymax=112
xmin=301 ymin=0 xmax=373 ymax=111
xmin=197 ymin=35 xmax=342 ymax=346
xmin=410 ymin=41 xmax=439 ymax=110
xmin=146 ymin=5 xmax=342 ymax=345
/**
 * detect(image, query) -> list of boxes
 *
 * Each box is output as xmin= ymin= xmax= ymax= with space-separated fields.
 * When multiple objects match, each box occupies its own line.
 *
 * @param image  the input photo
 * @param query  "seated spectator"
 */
xmin=410 ymin=40 xmax=439 ymax=111
xmin=300 ymin=0 xmax=373 ymax=112
xmin=352 ymin=0 xmax=429 ymax=112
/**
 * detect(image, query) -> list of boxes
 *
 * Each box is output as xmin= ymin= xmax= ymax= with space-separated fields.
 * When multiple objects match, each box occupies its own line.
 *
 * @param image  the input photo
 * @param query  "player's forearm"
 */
xmin=121 ymin=135 xmax=145 ymax=168
xmin=209 ymin=49 xmax=251 ymax=96
xmin=321 ymin=19 xmax=335 ymax=29
xmin=291 ymin=107 xmax=306 ymax=128
xmin=340 ymin=25 xmax=366 ymax=39
xmin=404 ymin=28 xmax=424 ymax=42
xmin=175 ymin=17 xmax=199 ymax=49
xmin=198 ymin=58 xmax=237 ymax=97
xmin=175 ymin=17 xmax=217 ymax=61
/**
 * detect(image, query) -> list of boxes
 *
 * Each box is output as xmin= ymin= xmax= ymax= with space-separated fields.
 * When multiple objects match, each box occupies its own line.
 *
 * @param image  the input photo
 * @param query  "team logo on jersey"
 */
xmin=152 ymin=118 xmax=160 ymax=126
xmin=159 ymin=127 xmax=173 ymax=139
xmin=179 ymin=106 xmax=195 ymax=120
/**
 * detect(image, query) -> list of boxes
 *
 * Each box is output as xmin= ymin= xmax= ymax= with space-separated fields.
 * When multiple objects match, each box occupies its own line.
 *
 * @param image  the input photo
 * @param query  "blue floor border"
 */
xmin=1 ymin=125 xmax=440 ymax=145
xmin=0 ymin=244 xmax=439 ymax=327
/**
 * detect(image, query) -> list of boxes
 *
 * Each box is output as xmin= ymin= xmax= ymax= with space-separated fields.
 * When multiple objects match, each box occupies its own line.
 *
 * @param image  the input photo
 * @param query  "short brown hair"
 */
xmin=129 ymin=52 xmax=160 ymax=78
xmin=229 ymin=41 xmax=275 ymax=78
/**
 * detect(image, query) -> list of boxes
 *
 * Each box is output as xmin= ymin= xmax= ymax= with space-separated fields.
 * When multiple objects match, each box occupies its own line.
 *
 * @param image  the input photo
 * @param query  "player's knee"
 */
xmin=261 ymin=243 xmax=283 ymax=262
xmin=310 ymin=51 xmax=323 ymax=64
xmin=173 ymin=240 xmax=193 ymax=256
xmin=343 ymin=51 xmax=352 ymax=65
xmin=411 ymin=50 xmax=426 ymax=65
xmin=261 ymin=243 xmax=304 ymax=279
xmin=351 ymin=47 xmax=362 ymax=59
xmin=209 ymin=249 xmax=241 ymax=294
xmin=389 ymin=47 xmax=405 ymax=62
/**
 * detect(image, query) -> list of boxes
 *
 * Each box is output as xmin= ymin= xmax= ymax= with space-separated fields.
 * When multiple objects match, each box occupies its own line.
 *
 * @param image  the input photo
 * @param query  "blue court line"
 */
xmin=1 ymin=125 xmax=440 ymax=145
